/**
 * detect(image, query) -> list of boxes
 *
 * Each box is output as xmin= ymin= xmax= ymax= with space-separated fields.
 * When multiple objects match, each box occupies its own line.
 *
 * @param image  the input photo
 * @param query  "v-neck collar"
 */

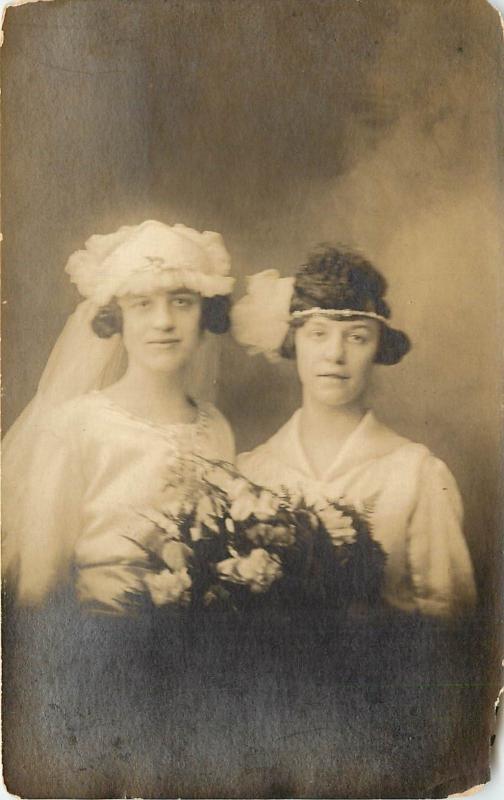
xmin=282 ymin=408 xmax=408 ymax=483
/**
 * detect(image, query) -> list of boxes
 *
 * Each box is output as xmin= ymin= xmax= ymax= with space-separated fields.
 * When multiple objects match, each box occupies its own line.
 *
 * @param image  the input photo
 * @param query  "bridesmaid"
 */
xmin=233 ymin=246 xmax=476 ymax=617
xmin=231 ymin=245 xmax=478 ymax=797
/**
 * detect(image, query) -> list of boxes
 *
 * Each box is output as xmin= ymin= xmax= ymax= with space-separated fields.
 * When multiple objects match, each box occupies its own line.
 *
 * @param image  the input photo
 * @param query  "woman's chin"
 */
xmin=140 ymin=351 xmax=191 ymax=375
xmin=313 ymin=386 xmax=361 ymax=409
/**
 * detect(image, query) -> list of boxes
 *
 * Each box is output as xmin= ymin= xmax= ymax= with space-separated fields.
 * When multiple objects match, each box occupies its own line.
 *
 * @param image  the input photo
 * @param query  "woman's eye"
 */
xmin=308 ymin=328 xmax=326 ymax=339
xmin=348 ymin=333 xmax=368 ymax=344
xmin=172 ymin=295 xmax=198 ymax=308
xmin=131 ymin=298 xmax=150 ymax=309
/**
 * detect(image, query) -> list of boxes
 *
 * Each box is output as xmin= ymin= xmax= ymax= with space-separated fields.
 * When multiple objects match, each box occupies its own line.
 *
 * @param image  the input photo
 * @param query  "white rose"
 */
xmin=196 ymin=495 xmax=219 ymax=532
xmin=144 ymin=568 xmax=192 ymax=607
xmin=254 ymin=490 xmax=281 ymax=521
xmin=226 ymin=477 xmax=252 ymax=501
xmin=217 ymin=548 xmax=282 ymax=593
xmin=76 ymin=563 xmax=147 ymax=614
xmin=156 ymin=484 xmax=194 ymax=518
xmin=246 ymin=522 xmax=295 ymax=547
xmin=318 ymin=506 xmax=356 ymax=546
xmin=160 ymin=541 xmax=193 ymax=571
xmin=303 ymin=486 xmax=331 ymax=510
xmin=141 ymin=508 xmax=181 ymax=540
xmin=190 ymin=525 xmax=202 ymax=542
xmin=230 ymin=488 xmax=258 ymax=522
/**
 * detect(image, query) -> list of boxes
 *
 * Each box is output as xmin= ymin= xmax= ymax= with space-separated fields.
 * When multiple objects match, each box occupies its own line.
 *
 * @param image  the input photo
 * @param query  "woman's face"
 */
xmin=294 ymin=315 xmax=380 ymax=409
xmin=118 ymin=288 xmax=202 ymax=374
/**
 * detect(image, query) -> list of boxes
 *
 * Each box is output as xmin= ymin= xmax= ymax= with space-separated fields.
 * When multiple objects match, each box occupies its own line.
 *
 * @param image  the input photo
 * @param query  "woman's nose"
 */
xmin=326 ymin=332 xmax=346 ymax=363
xmin=152 ymin=299 xmax=175 ymax=328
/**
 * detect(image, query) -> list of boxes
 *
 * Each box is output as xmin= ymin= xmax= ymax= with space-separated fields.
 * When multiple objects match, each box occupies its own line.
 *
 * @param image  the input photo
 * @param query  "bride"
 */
xmin=3 ymin=219 xmax=235 ymax=610
xmin=2 ymin=220 xmax=236 ymax=796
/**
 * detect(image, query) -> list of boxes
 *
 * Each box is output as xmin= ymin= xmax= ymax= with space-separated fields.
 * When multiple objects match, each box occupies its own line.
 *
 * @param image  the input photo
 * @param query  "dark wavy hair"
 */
xmin=91 ymin=295 xmax=231 ymax=338
xmin=280 ymin=246 xmax=411 ymax=365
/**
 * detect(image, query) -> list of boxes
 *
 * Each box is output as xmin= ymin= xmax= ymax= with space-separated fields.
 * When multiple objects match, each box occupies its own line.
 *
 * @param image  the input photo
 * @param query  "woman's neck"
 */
xmin=299 ymin=396 xmax=367 ymax=478
xmin=103 ymin=363 xmax=196 ymax=425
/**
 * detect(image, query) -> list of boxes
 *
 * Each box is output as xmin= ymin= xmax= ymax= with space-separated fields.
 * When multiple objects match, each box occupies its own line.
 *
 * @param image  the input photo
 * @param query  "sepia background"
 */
xmin=2 ymin=0 xmax=503 ymax=796
xmin=3 ymin=0 xmax=503 ymax=606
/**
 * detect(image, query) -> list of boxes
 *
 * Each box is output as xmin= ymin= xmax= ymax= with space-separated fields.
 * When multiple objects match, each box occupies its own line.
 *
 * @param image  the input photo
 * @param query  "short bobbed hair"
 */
xmin=279 ymin=246 xmax=410 ymax=366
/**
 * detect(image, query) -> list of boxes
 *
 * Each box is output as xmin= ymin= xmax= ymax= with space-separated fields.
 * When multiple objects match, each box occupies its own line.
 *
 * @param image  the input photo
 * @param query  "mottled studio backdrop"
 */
xmin=2 ymin=0 xmax=503 ymax=610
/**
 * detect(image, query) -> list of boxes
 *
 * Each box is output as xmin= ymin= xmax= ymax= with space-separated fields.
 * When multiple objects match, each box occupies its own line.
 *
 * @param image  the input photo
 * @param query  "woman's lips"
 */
xmin=318 ymin=373 xmax=350 ymax=380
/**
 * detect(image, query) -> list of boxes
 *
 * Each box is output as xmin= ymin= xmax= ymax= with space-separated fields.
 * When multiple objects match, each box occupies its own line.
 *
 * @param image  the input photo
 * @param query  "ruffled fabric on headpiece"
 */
xmin=65 ymin=220 xmax=234 ymax=305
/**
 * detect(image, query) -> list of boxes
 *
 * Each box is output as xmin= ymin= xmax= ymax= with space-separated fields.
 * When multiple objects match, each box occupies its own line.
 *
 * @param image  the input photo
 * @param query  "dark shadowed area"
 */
xmin=1 ymin=0 xmax=503 ymax=797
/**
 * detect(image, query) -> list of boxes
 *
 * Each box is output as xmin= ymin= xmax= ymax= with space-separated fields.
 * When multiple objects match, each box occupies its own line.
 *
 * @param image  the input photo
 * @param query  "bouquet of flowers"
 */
xmin=117 ymin=458 xmax=386 ymax=616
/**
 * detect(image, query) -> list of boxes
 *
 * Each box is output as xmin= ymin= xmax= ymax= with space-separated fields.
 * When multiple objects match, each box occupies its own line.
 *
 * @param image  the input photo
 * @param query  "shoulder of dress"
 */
xmin=387 ymin=433 xmax=453 ymax=471
xmin=196 ymin=401 xmax=235 ymax=458
xmin=236 ymin=448 xmax=270 ymax=483
xmin=416 ymin=450 xmax=460 ymax=486
xmin=237 ymin=437 xmax=285 ymax=481
xmin=196 ymin=400 xmax=231 ymax=429
xmin=43 ymin=392 xmax=107 ymax=437
xmin=236 ymin=443 xmax=266 ymax=470
xmin=367 ymin=415 xmax=433 ymax=463
xmin=385 ymin=437 xmax=461 ymax=496
xmin=381 ymin=439 xmax=438 ymax=479
xmin=45 ymin=393 xmax=93 ymax=424
xmin=393 ymin=439 xmax=432 ymax=460
xmin=237 ymin=413 xmax=298 ymax=470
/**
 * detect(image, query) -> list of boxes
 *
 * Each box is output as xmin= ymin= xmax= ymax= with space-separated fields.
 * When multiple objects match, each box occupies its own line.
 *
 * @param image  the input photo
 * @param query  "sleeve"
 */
xmin=2 ymin=405 xmax=85 ymax=606
xmin=236 ymin=448 xmax=265 ymax=481
xmin=408 ymin=454 xmax=477 ymax=617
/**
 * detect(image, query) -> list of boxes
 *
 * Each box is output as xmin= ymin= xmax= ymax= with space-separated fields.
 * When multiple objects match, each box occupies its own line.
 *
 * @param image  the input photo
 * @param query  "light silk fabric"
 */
xmin=237 ymin=410 xmax=476 ymax=617
xmin=2 ymin=392 xmax=234 ymax=608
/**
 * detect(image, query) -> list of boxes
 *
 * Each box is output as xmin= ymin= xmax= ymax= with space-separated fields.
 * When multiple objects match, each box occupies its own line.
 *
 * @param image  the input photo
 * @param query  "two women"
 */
xmin=2 ymin=227 xmax=477 ymax=796
xmin=3 ymin=228 xmax=476 ymax=615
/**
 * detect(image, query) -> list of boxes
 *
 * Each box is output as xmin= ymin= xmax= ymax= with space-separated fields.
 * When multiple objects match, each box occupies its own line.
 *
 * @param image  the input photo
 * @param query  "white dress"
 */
xmin=3 ymin=391 xmax=235 ymax=608
xmin=237 ymin=410 xmax=476 ymax=617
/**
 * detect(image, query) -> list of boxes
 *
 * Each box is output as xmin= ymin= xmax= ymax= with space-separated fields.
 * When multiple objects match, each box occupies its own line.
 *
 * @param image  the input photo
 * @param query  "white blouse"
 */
xmin=3 ymin=392 xmax=235 ymax=608
xmin=237 ymin=410 xmax=476 ymax=617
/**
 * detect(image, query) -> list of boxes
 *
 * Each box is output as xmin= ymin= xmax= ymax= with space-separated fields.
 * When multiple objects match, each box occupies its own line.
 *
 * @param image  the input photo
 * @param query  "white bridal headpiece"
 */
xmin=65 ymin=220 xmax=234 ymax=305
xmin=10 ymin=220 xmax=235 ymax=413
xmin=7 ymin=219 xmax=234 ymax=418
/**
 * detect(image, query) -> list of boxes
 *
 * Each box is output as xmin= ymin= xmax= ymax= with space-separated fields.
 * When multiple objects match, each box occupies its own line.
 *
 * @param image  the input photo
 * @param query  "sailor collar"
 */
xmin=273 ymin=409 xmax=410 ymax=483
